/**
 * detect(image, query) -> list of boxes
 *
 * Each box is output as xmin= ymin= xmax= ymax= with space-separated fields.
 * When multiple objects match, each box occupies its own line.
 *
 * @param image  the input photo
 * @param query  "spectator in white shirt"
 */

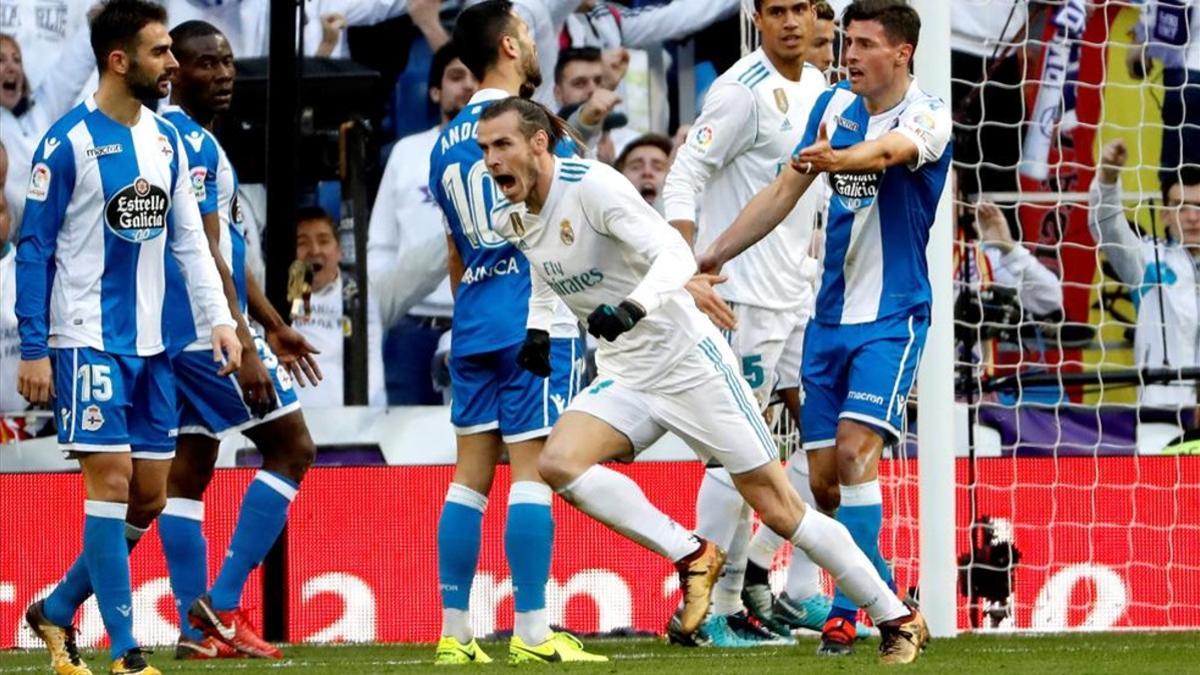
xmin=614 ymin=133 xmax=673 ymax=212
xmin=293 ymin=207 xmax=387 ymax=408
xmin=369 ymin=44 xmax=477 ymax=404
xmin=554 ymin=46 xmax=636 ymax=164
xmin=0 ymin=0 xmax=92 ymax=90
xmin=0 ymin=140 xmax=24 ymax=417
xmin=0 ymin=29 xmax=95 ymax=237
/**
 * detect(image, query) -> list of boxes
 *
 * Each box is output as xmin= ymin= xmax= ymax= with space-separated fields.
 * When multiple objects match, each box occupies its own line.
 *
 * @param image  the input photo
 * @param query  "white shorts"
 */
xmin=568 ymin=335 xmax=779 ymax=475
xmin=724 ymin=302 xmax=808 ymax=408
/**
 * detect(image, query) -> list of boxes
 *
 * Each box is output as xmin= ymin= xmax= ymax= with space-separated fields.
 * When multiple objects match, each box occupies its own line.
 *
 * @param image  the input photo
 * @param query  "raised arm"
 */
xmin=618 ymin=0 xmax=741 ymax=49
xmin=1088 ymin=140 xmax=1147 ymax=286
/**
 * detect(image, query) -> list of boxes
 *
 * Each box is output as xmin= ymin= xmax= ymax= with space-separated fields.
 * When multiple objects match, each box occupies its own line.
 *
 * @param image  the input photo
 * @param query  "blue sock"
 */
xmin=160 ymin=498 xmax=208 ymax=640
xmin=505 ymin=482 xmax=554 ymax=613
xmin=43 ymin=523 xmax=146 ymax=628
xmin=830 ymin=480 xmax=892 ymax=623
xmin=80 ymin=501 xmax=137 ymax=659
xmin=209 ymin=471 xmax=297 ymax=611
xmin=437 ymin=483 xmax=487 ymax=611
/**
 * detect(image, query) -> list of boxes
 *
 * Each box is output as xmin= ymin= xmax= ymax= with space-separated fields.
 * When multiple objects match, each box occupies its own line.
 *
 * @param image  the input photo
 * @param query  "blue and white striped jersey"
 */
xmin=429 ymin=88 xmax=577 ymax=357
xmin=796 ymin=79 xmax=952 ymax=325
xmin=15 ymin=97 xmax=233 ymax=359
xmin=161 ymin=105 xmax=247 ymax=353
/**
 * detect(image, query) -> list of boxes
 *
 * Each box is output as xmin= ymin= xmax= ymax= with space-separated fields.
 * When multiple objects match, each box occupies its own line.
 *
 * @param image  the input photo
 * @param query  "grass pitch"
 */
xmin=1 ymin=633 xmax=1198 ymax=673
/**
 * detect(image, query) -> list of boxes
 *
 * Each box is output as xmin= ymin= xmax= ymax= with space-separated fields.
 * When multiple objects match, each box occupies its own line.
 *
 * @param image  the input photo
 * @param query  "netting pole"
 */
xmin=910 ymin=0 xmax=956 ymax=639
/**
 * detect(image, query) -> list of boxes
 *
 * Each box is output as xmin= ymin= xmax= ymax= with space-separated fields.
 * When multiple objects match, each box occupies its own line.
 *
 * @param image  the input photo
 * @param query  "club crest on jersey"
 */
xmin=830 ymin=171 xmax=880 ymax=211
xmin=81 ymin=405 xmax=105 ymax=432
xmin=510 ymin=212 xmax=525 ymax=237
xmin=773 ymin=88 xmax=789 ymax=114
xmin=26 ymin=163 xmax=51 ymax=202
xmin=560 ymin=219 xmax=575 ymax=245
xmin=231 ymin=193 xmax=244 ymax=226
xmin=156 ymin=134 xmax=174 ymax=158
xmin=105 ymin=177 xmax=170 ymax=243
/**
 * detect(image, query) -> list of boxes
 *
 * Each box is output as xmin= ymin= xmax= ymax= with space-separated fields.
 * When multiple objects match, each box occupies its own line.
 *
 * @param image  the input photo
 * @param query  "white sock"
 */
xmin=789 ymin=508 xmax=907 ymax=624
xmin=712 ymin=508 xmax=752 ymax=616
xmin=514 ymin=609 xmax=550 ymax=645
xmin=442 ymin=608 xmax=472 ymax=643
xmin=558 ymin=465 xmax=699 ymax=561
xmin=124 ymin=522 xmax=149 ymax=544
xmin=783 ymin=458 xmax=823 ymax=599
xmin=695 ymin=467 xmax=746 ymax=549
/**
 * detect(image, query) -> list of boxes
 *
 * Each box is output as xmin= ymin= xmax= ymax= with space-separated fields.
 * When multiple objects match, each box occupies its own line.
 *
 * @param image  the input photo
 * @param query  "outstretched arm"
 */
xmin=698 ymin=166 xmax=816 ymax=274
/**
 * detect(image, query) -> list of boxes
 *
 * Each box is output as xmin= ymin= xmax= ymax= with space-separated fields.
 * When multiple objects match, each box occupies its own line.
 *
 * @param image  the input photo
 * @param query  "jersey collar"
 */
xmin=468 ymin=88 xmax=512 ymax=106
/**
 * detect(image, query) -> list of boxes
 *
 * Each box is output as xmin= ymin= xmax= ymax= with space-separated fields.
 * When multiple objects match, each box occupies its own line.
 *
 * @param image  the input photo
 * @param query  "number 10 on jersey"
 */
xmin=441 ymin=161 xmax=506 ymax=249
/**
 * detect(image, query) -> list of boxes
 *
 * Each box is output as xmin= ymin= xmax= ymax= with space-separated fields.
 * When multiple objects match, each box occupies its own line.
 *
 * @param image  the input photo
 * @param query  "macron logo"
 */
xmin=847 ymin=390 xmax=885 ymax=406
xmin=185 ymin=131 xmax=205 ymax=154
xmin=43 ymin=137 xmax=60 ymax=158
xmin=116 ymin=605 xmax=132 ymax=617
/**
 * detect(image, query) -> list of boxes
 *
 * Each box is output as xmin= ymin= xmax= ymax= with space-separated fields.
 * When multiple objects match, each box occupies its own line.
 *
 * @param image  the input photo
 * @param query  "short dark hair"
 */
xmin=842 ymin=0 xmax=920 ymax=51
xmin=1161 ymin=165 xmax=1200 ymax=203
xmin=168 ymin=19 xmax=223 ymax=61
xmin=554 ymin=47 xmax=602 ymax=86
xmin=90 ymin=0 xmax=168 ymax=72
xmin=615 ymin=134 xmax=674 ymax=172
xmin=453 ymin=0 xmax=516 ymax=81
xmin=296 ymin=205 xmax=337 ymax=238
xmin=428 ymin=43 xmax=463 ymax=93
xmin=814 ymin=0 xmax=836 ymax=21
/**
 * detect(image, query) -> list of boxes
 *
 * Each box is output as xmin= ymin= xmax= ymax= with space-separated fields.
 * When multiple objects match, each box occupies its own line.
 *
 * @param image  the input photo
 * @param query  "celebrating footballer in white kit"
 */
xmin=476 ymin=95 xmax=929 ymax=665
xmin=661 ymin=0 xmax=830 ymax=643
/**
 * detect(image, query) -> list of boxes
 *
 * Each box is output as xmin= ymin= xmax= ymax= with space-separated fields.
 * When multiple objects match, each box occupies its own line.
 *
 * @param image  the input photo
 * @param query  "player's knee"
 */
xmin=287 ymin=434 xmax=317 ymax=480
xmin=536 ymin=442 xmax=577 ymax=490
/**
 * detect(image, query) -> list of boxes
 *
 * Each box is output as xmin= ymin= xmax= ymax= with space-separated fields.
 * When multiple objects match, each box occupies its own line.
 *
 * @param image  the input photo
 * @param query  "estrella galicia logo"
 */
xmin=830 ymin=171 xmax=881 ymax=211
xmin=104 ymin=177 xmax=170 ymax=243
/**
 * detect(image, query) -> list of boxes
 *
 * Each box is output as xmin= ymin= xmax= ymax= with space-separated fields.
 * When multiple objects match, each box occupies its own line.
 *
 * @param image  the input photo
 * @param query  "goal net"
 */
xmin=751 ymin=0 xmax=1200 ymax=632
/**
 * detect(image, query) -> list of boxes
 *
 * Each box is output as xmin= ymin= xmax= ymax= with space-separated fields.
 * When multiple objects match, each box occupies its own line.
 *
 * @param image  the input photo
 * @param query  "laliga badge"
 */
xmin=560 ymin=219 xmax=575 ymax=246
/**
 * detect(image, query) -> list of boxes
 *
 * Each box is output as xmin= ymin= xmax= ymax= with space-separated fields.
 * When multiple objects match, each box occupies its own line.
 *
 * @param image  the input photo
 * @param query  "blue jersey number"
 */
xmin=440 ymin=160 xmax=506 ymax=249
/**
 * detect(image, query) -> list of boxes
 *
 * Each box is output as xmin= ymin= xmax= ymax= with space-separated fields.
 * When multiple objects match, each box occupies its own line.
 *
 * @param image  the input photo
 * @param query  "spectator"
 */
xmin=808 ymin=0 xmax=837 ymax=73
xmin=369 ymin=44 xmax=477 ymax=405
xmin=0 ymin=30 xmax=94 ymax=237
xmin=614 ymin=133 xmax=673 ymax=211
xmin=0 ymin=140 xmax=21 ymax=416
xmin=1128 ymin=1 xmax=1200 ymax=181
xmin=0 ymin=0 xmax=92 ymax=90
xmin=950 ymin=0 xmax=1030 ymax=205
xmin=293 ymin=207 xmax=387 ymax=408
xmin=1090 ymin=139 xmax=1200 ymax=407
xmin=554 ymin=47 xmax=635 ymax=163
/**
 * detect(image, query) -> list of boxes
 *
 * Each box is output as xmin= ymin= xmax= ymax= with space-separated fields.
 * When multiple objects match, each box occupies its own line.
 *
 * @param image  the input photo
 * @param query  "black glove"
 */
xmin=586 ymin=300 xmax=646 ymax=342
xmin=515 ymin=329 xmax=552 ymax=377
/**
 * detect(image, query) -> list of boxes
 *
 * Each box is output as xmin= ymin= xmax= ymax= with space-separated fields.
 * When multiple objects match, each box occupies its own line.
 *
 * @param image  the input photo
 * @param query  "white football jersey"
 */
xmin=663 ymin=48 xmax=826 ymax=311
xmin=493 ymin=158 xmax=721 ymax=392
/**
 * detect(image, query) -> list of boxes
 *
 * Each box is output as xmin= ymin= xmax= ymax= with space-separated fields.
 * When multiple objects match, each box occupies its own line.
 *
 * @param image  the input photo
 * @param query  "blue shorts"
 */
xmin=449 ymin=337 xmax=585 ymax=443
xmin=801 ymin=313 xmax=928 ymax=449
xmin=173 ymin=335 xmax=300 ymax=438
xmin=53 ymin=347 xmax=177 ymax=459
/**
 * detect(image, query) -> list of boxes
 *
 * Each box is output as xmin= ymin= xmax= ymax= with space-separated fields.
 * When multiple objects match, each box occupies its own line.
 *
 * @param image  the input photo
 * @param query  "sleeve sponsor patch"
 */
xmin=26 ymin=163 xmax=51 ymax=202
xmin=690 ymin=124 xmax=715 ymax=152
xmin=190 ymin=167 xmax=208 ymax=202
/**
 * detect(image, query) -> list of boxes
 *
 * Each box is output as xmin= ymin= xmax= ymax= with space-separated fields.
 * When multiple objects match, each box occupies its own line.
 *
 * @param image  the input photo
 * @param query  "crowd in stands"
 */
xmin=3 ymin=0 xmax=1200 ymax=419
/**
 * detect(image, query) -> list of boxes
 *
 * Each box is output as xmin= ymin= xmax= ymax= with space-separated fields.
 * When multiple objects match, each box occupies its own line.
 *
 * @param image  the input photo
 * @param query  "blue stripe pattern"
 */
xmin=87 ymin=115 xmax=140 ymax=354
xmin=698 ymin=337 xmax=776 ymax=460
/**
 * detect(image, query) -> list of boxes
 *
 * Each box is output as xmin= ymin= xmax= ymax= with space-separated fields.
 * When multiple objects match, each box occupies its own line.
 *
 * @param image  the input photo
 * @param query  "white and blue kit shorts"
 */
xmin=801 ymin=312 xmax=929 ymax=449
xmin=172 ymin=335 xmax=300 ymax=438
xmin=53 ymin=347 xmax=177 ymax=459
xmin=449 ymin=336 xmax=585 ymax=443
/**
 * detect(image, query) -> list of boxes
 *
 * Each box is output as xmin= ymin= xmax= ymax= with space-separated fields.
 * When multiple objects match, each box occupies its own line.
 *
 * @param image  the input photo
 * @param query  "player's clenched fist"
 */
xmin=1099 ymin=139 xmax=1128 ymax=185
xmin=587 ymin=300 xmax=645 ymax=341
xmin=516 ymin=329 xmax=552 ymax=377
xmin=17 ymin=358 xmax=54 ymax=405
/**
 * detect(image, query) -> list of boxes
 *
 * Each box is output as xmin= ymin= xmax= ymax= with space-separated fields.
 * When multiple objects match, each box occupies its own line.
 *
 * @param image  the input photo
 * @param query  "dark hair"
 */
xmin=842 ymin=0 xmax=920 ymax=51
xmin=168 ymin=19 xmax=223 ymax=61
xmin=453 ymin=0 xmax=516 ymax=81
xmin=478 ymin=96 xmax=584 ymax=155
xmin=615 ymin=134 xmax=674 ymax=172
xmin=554 ymin=47 xmax=602 ymax=85
xmin=296 ymin=205 xmax=337 ymax=237
xmin=90 ymin=0 xmax=168 ymax=72
xmin=1161 ymin=165 xmax=1200 ymax=203
xmin=428 ymin=43 xmax=464 ymax=93
xmin=814 ymin=0 xmax=836 ymax=21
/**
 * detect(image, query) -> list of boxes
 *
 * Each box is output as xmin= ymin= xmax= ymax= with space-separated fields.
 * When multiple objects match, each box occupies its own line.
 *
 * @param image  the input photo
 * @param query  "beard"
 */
xmin=127 ymin=59 xmax=166 ymax=102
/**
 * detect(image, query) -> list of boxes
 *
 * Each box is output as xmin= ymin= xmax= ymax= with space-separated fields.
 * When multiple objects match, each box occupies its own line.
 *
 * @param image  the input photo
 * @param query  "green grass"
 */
xmin=2 ymin=633 xmax=1198 ymax=673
